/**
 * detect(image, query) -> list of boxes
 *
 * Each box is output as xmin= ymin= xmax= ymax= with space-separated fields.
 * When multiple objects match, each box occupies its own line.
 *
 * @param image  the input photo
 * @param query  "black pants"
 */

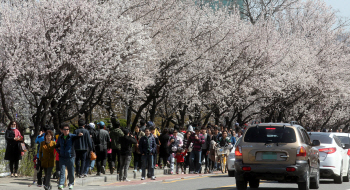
xmin=96 ymin=149 xmax=107 ymax=174
xmin=37 ymin=159 xmax=44 ymax=185
xmin=176 ymin=162 xmax=184 ymax=173
xmin=133 ymin=152 xmax=142 ymax=170
xmin=111 ymin=149 xmax=120 ymax=170
xmin=201 ymin=149 xmax=209 ymax=171
xmin=158 ymin=155 xmax=168 ymax=167
xmin=184 ymin=154 xmax=190 ymax=172
xmin=43 ymin=167 xmax=53 ymax=188
xmin=75 ymin=150 xmax=87 ymax=175
xmin=9 ymin=159 xmax=19 ymax=174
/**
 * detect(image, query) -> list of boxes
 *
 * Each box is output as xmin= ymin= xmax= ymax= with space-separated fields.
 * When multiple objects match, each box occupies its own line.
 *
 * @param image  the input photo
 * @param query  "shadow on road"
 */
xmin=198 ymin=188 xmax=298 ymax=190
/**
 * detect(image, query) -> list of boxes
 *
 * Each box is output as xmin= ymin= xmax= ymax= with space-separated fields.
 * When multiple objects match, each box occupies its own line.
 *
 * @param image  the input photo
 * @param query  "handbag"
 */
xmin=90 ymin=152 xmax=97 ymax=161
xmin=19 ymin=142 xmax=27 ymax=152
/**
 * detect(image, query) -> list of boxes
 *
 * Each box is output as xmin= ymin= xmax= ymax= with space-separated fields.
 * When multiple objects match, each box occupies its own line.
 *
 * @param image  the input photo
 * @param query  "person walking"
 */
xmin=35 ymin=125 xmax=48 ymax=187
xmin=74 ymin=119 xmax=93 ymax=178
xmin=139 ymin=128 xmax=157 ymax=180
xmin=39 ymin=130 xmax=56 ymax=190
xmin=174 ymin=148 xmax=187 ymax=174
xmin=186 ymin=127 xmax=205 ymax=174
xmin=56 ymin=124 xmax=83 ymax=190
xmin=110 ymin=117 xmax=124 ymax=174
xmin=119 ymin=128 xmax=137 ymax=181
xmin=132 ymin=125 xmax=144 ymax=172
xmin=200 ymin=126 xmax=210 ymax=174
xmin=167 ymin=129 xmax=183 ymax=174
xmin=158 ymin=128 xmax=169 ymax=169
xmin=4 ymin=121 xmax=23 ymax=177
xmin=94 ymin=121 xmax=110 ymax=176
xmin=182 ymin=131 xmax=192 ymax=174
xmin=84 ymin=123 xmax=96 ymax=175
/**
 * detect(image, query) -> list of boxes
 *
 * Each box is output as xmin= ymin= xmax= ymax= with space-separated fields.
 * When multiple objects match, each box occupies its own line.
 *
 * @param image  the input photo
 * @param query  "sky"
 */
xmin=323 ymin=0 xmax=350 ymax=19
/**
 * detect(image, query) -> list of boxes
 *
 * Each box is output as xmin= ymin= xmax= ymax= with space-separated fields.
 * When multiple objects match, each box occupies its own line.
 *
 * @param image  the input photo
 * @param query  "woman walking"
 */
xmin=39 ymin=130 xmax=56 ymax=190
xmin=5 ymin=121 xmax=23 ymax=177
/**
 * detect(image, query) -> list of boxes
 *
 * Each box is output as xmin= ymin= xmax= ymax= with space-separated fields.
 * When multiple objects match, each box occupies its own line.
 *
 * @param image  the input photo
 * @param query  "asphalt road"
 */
xmin=76 ymin=173 xmax=350 ymax=190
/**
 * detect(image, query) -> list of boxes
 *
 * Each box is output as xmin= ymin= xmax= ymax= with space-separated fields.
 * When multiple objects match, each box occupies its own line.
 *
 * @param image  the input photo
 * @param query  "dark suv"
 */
xmin=234 ymin=123 xmax=320 ymax=190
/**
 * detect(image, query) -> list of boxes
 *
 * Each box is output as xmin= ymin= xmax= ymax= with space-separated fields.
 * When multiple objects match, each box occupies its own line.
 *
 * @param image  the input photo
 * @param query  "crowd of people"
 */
xmin=4 ymin=119 xmax=244 ymax=190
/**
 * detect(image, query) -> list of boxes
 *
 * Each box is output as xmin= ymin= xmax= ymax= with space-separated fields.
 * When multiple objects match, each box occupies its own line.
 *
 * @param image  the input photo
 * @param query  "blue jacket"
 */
xmin=139 ymin=135 xmax=156 ymax=155
xmin=74 ymin=127 xmax=92 ymax=151
xmin=55 ymin=133 xmax=81 ymax=158
xmin=35 ymin=133 xmax=45 ymax=158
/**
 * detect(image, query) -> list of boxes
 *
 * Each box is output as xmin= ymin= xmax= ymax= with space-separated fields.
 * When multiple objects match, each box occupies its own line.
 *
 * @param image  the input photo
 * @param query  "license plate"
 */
xmin=262 ymin=152 xmax=277 ymax=160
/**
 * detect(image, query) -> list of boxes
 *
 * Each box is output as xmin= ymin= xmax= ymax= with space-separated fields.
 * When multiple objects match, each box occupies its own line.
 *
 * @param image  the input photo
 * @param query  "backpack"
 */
xmin=169 ymin=136 xmax=179 ymax=152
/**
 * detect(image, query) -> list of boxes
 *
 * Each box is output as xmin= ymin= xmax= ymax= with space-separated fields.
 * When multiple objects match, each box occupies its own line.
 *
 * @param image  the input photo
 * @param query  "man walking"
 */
xmin=74 ymin=119 xmax=93 ymax=178
xmin=119 ymin=128 xmax=137 ymax=181
xmin=139 ymin=128 xmax=156 ymax=180
xmin=56 ymin=124 xmax=83 ymax=190
xmin=110 ymin=117 xmax=124 ymax=174
xmin=94 ymin=122 xmax=110 ymax=176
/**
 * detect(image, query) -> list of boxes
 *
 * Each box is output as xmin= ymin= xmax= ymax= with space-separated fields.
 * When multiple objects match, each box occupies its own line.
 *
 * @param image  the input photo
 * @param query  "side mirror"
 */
xmin=342 ymin=144 xmax=350 ymax=149
xmin=312 ymin=140 xmax=321 ymax=146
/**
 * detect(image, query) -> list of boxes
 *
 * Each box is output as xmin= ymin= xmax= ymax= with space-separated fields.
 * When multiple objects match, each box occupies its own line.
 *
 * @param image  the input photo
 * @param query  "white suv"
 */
xmin=309 ymin=132 xmax=350 ymax=183
xmin=334 ymin=132 xmax=350 ymax=181
xmin=227 ymin=138 xmax=241 ymax=177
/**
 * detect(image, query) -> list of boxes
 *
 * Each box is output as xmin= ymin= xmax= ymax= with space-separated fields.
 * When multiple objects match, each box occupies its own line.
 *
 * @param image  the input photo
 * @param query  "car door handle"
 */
xmin=280 ymin=155 xmax=289 ymax=158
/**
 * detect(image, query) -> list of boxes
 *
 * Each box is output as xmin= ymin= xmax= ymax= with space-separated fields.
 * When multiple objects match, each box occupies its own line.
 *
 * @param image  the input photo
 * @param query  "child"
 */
xmin=174 ymin=148 xmax=187 ymax=174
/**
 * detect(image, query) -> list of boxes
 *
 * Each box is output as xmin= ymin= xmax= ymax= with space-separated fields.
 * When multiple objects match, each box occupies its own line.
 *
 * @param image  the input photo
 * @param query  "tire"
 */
xmin=236 ymin=179 xmax=247 ymax=190
xmin=310 ymin=167 xmax=319 ymax=189
xmin=298 ymin=166 xmax=310 ymax=190
xmin=343 ymin=166 xmax=350 ymax=182
xmin=249 ymin=179 xmax=260 ymax=188
xmin=220 ymin=156 xmax=225 ymax=174
xmin=228 ymin=170 xmax=235 ymax=177
xmin=334 ymin=164 xmax=343 ymax=184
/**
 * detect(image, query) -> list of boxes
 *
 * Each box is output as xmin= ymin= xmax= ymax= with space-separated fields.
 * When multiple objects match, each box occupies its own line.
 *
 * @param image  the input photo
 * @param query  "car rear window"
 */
xmin=244 ymin=126 xmax=296 ymax=143
xmin=336 ymin=136 xmax=350 ymax=144
xmin=309 ymin=134 xmax=332 ymax=144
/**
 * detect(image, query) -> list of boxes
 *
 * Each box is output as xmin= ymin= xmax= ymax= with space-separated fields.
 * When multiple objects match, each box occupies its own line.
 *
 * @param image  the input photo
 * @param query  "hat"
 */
xmin=99 ymin=121 xmax=105 ymax=126
xmin=89 ymin=123 xmax=95 ymax=129
xmin=235 ymin=123 xmax=239 ymax=126
xmin=147 ymin=121 xmax=155 ymax=127
xmin=78 ymin=118 xmax=85 ymax=127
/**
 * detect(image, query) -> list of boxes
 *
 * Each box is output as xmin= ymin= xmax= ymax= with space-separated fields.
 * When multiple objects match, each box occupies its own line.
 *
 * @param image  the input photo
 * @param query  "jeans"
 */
xmin=111 ymin=149 xmax=120 ymax=171
xmin=75 ymin=150 xmax=87 ymax=175
xmin=59 ymin=157 xmax=75 ymax=186
xmin=84 ymin=159 xmax=91 ymax=175
xmin=168 ymin=153 xmax=175 ymax=172
xmin=133 ymin=153 xmax=142 ymax=170
xmin=43 ymin=167 xmax=53 ymax=188
xmin=9 ymin=159 xmax=19 ymax=174
xmin=96 ymin=150 xmax=107 ymax=174
xmin=141 ymin=154 xmax=154 ymax=178
xmin=119 ymin=155 xmax=131 ymax=180
xmin=190 ymin=150 xmax=202 ymax=173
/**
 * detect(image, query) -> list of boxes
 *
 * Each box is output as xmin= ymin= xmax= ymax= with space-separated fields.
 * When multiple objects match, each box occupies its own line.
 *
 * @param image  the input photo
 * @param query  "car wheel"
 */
xmin=236 ymin=179 xmax=247 ymax=190
xmin=334 ymin=164 xmax=343 ymax=184
xmin=310 ymin=167 xmax=319 ymax=189
xmin=343 ymin=166 xmax=350 ymax=182
xmin=249 ymin=179 xmax=260 ymax=188
xmin=228 ymin=170 xmax=235 ymax=177
xmin=298 ymin=167 xmax=310 ymax=190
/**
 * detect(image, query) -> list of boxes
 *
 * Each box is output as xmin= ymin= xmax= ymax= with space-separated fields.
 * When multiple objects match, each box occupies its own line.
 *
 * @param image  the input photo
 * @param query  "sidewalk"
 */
xmin=0 ymin=168 xmax=208 ymax=188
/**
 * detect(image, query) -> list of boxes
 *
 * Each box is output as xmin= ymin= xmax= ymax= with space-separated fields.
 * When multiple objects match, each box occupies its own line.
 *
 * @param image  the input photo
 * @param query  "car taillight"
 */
xmin=297 ymin=146 xmax=307 ymax=157
xmin=235 ymin=146 xmax=242 ymax=156
xmin=347 ymin=149 xmax=350 ymax=156
xmin=286 ymin=167 xmax=296 ymax=172
xmin=319 ymin=147 xmax=336 ymax=154
xmin=242 ymin=166 xmax=251 ymax=171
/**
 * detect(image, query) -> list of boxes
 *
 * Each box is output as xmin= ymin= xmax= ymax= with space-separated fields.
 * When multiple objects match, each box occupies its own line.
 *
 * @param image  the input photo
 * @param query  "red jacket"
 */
xmin=174 ymin=151 xmax=187 ymax=163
